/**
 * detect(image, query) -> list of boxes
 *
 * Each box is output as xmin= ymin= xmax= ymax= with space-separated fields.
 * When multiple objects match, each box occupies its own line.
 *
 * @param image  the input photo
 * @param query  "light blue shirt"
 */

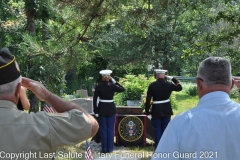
xmin=152 ymin=91 xmax=240 ymax=160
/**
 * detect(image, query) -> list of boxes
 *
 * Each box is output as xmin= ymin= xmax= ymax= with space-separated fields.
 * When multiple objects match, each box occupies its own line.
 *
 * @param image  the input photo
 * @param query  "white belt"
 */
xmin=152 ymin=99 xmax=170 ymax=104
xmin=99 ymin=99 xmax=114 ymax=102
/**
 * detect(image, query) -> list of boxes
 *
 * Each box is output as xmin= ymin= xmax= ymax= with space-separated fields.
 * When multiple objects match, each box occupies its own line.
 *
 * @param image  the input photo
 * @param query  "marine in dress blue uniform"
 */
xmin=93 ymin=70 xmax=125 ymax=153
xmin=145 ymin=69 xmax=182 ymax=149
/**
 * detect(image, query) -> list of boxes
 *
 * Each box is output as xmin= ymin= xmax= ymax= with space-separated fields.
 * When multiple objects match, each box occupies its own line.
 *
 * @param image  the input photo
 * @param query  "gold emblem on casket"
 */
xmin=118 ymin=116 xmax=143 ymax=142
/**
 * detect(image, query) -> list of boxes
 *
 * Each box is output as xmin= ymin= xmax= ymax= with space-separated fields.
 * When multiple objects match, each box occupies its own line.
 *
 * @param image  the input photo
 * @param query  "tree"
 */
xmin=92 ymin=0 xmax=206 ymax=76
xmin=18 ymin=0 xmax=125 ymax=99
xmin=2 ymin=0 xmax=240 ymax=102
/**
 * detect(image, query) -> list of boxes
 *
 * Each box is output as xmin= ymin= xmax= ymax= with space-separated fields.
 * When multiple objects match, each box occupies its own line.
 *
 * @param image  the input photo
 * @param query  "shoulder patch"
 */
xmin=46 ymin=112 xmax=69 ymax=117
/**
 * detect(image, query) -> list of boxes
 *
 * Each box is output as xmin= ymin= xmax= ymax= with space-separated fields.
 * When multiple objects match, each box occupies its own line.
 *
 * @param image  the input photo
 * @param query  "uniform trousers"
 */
xmin=151 ymin=116 xmax=171 ymax=148
xmin=98 ymin=115 xmax=116 ymax=153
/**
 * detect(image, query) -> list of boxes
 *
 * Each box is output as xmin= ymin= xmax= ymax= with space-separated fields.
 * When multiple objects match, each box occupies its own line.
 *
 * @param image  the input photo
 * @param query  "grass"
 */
xmin=54 ymin=91 xmax=239 ymax=159
xmin=173 ymin=91 xmax=199 ymax=115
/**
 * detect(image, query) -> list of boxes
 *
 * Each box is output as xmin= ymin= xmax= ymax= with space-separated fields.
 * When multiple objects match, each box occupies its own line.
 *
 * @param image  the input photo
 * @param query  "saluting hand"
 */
xmin=110 ymin=77 xmax=116 ymax=84
xmin=21 ymin=77 xmax=50 ymax=102
xmin=234 ymin=77 xmax=240 ymax=90
xmin=172 ymin=77 xmax=179 ymax=84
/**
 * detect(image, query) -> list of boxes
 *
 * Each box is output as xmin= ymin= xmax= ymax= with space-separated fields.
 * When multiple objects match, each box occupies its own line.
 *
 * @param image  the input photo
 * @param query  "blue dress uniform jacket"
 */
xmin=145 ymin=78 xmax=182 ymax=117
xmin=0 ymin=100 xmax=92 ymax=159
xmin=93 ymin=81 xmax=125 ymax=115
xmin=93 ymin=81 xmax=125 ymax=153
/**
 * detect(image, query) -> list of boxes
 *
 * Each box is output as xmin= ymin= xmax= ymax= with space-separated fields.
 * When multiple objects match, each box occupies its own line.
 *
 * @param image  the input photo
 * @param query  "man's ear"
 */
xmin=196 ymin=78 xmax=202 ymax=92
xmin=15 ymin=82 xmax=22 ymax=98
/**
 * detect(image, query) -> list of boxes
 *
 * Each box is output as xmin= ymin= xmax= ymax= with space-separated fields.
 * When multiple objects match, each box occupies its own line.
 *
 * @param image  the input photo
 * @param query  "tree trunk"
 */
xmin=42 ymin=0 xmax=50 ymax=41
xmin=25 ymin=0 xmax=36 ymax=35
xmin=25 ymin=0 xmax=39 ymax=113
xmin=40 ymin=0 xmax=50 ymax=111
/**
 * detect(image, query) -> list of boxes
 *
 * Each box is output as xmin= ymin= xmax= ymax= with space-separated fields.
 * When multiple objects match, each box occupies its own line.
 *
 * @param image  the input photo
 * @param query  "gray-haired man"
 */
xmin=152 ymin=57 xmax=240 ymax=160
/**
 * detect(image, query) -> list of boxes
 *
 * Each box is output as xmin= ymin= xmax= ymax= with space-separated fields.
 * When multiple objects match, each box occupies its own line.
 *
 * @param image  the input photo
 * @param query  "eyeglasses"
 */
xmin=196 ymin=77 xmax=204 ymax=82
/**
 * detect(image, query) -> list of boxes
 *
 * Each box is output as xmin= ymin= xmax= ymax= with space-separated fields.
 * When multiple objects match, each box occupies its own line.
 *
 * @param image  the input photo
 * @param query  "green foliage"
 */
xmin=64 ymin=72 xmax=95 ymax=97
xmin=18 ymin=37 xmax=67 ymax=95
xmin=182 ymin=83 xmax=239 ymax=99
xmin=75 ymin=93 xmax=84 ymax=98
xmin=3 ymin=0 xmax=240 ymax=111
xmin=182 ymin=83 xmax=198 ymax=97
xmin=114 ymin=92 xmax=127 ymax=106
xmin=64 ymin=78 xmax=81 ymax=95
xmin=114 ymin=74 xmax=154 ymax=106
xmin=62 ymin=93 xmax=75 ymax=101
xmin=170 ymin=92 xmax=178 ymax=110
xmin=230 ymin=86 xmax=238 ymax=99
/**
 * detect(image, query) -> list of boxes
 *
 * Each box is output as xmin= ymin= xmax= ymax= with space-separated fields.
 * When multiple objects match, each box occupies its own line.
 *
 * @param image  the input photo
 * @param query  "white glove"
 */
xmin=111 ymin=77 xmax=116 ymax=84
xmin=166 ymin=76 xmax=173 ymax=79
xmin=95 ymin=114 xmax=99 ymax=117
xmin=147 ymin=115 xmax=152 ymax=120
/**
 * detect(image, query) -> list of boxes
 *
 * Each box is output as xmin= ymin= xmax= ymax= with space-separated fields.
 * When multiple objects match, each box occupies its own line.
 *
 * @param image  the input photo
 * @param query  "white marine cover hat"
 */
xmin=154 ymin=69 xmax=167 ymax=74
xmin=99 ymin=70 xmax=112 ymax=76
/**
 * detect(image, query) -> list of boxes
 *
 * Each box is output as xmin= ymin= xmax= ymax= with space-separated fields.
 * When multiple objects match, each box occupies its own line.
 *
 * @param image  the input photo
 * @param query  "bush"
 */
xmin=183 ymin=83 xmax=198 ymax=97
xmin=114 ymin=75 xmax=154 ymax=106
xmin=182 ymin=82 xmax=240 ymax=98
xmin=230 ymin=86 xmax=238 ymax=99
xmin=114 ymin=75 xmax=180 ymax=108
xmin=62 ymin=93 xmax=75 ymax=101
xmin=170 ymin=92 xmax=178 ymax=110
xmin=114 ymin=92 xmax=127 ymax=106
